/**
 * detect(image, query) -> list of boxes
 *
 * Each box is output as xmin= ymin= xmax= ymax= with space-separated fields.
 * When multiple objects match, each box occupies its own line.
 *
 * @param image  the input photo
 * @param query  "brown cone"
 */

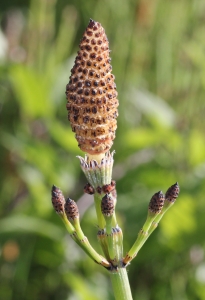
xmin=149 ymin=191 xmax=165 ymax=214
xmin=66 ymin=19 xmax=118 ymax=155
xmin=65 ymin=198 xmax=79 ymax=220
xmin=101 ymin=193 xmax=115 ymax=217
xmin=165 ymin=182 xmax=180 ymax=203
xmin=51 ymin=185 xmax=65 ymax=214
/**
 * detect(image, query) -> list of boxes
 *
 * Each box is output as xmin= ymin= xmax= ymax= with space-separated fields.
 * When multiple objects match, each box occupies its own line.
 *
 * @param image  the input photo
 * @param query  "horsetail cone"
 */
xmin=65 ymin=198 xmax=79 ymax=221
xmin=148 ymin=191 xmax=165 ymax=214
xmin=165 ymin=182 xmax=180 ymax=203
xmin=51 ymin=185 xmax=65 ymax=215
xmin=101 ymin=193 xmax=115 ymax=217
xmin=66 ymin=19 xmax=119 ymax=156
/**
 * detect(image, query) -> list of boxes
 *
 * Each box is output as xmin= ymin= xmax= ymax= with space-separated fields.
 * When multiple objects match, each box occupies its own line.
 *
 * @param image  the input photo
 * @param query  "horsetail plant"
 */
xmin=51 ymin=19 xmax=180 ymax=300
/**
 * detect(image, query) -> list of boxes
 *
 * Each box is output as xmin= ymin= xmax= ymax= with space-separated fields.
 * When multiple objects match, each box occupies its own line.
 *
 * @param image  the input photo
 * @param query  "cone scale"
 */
xmin=66 ymin=19 xmax=119 ymax=157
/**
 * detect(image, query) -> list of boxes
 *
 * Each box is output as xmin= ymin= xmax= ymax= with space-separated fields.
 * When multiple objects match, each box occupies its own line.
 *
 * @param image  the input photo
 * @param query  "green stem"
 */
xmin=94 ymin=193 xmax=105 ymax=229
xmin=97 ymin=229 xmax=110 ymax=260
xmin=78 ymin=236 xmax=111 ymax=268
xmin=124 ymin=201 xmax=176 ymax=265
xmin=112 ymin=211 xmax=117 ymax=227
xmin=110 ymin=267 xmax=133 ymax=300
xmin=123 ymin=215 xmax=154 ymax=264
xmin=146 ymin=201 xmax=175 ymax=240
xmin=61 ymin=214 xmax=110 ymax=268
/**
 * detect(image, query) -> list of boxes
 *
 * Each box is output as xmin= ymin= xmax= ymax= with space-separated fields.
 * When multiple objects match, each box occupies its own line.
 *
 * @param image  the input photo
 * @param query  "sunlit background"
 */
xmin=1 ymin=0 xmax=205 ymax=299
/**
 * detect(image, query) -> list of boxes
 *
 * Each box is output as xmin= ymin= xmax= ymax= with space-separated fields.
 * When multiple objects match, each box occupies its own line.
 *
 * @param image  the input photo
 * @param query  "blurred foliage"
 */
xmin=0 ymin=0 xmax=205 ymax=299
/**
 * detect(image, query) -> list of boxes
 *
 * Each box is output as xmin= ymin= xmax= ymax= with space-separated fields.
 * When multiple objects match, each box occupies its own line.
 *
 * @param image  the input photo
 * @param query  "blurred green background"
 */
xmin=1 ymin=0 xmax=205 ymax=299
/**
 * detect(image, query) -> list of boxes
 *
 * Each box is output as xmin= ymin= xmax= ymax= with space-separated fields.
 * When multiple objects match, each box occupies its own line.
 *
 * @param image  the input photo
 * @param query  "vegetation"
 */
xmin=0 ymin=0 xmax=205 ymax=299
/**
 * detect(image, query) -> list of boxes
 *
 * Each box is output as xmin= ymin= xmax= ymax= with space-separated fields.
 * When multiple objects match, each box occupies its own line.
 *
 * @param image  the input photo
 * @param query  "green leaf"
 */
xmin=0 ymin=215 xmax=64 ymax=241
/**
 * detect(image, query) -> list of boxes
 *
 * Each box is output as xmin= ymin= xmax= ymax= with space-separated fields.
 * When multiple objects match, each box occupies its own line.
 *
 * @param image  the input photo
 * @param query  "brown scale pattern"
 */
xmin=165 ymin=182 xmax=180 ymax=203
xmin=149 ymin=191 xmax=165 ymax=214
xmin=101 ymin=194 xmax=115 ymax=217
xmin=66 ymin=19 xmax=119 ymax=155
xmin=65 ymin=198 xmax=79 ymax=220
xmin=84 ymin=182 xmax=95 ymax=195
xmin=51 ymin=185 xmax=65 ymax=214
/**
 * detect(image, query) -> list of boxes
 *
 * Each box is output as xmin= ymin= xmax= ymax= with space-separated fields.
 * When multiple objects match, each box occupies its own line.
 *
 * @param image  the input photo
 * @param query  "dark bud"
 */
xmin=102 ymin=180 xmax=116 ymax=193
xmin=65 ymin=198 xmax=79 ymax=220
xmin=84 ymin=183 xmax=95 ymax=194
xmin=96 ymin=186 xmax=102 ymax=194
xmin=101 ymin=194 xmax=115 ymax=217
xmin=149 ymin=191 xmax=165 ymax=214
xmin=51 ymin=185 xmax=65 ymax=214
xmin=165 ymin=182 xmax=180 ymax=203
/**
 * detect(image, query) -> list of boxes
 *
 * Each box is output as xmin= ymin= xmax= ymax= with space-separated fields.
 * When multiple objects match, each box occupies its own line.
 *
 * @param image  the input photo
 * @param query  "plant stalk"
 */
xmin=110 ymin=267 xmax=133 ymax=300
xmin=94 ymin=193 xmax=106 ymax=230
